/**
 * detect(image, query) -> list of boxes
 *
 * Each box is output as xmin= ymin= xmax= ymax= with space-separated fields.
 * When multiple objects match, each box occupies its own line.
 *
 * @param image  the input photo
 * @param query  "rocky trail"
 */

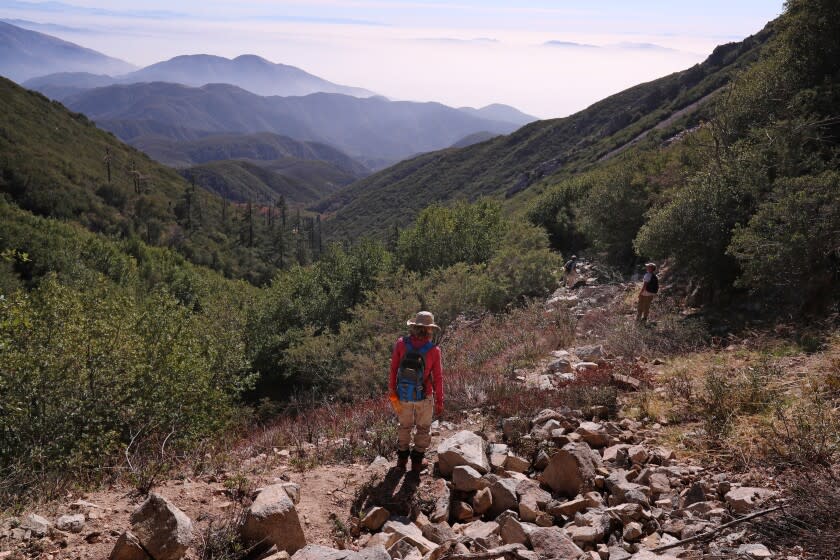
xmin=0 ymin=263 xmax=796 ymax=560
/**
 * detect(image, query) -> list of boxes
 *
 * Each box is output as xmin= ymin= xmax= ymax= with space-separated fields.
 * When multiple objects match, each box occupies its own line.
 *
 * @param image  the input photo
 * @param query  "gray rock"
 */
xmin=529 ymin=527 xmax=584 ymax=559
xmin=534 ymin=450 xmax=550 ymax=470
xmin=437 ymin=431 xmax=490 ymax=477
xmin=574 ymin=345 xmax=604 ymax=363
xmin=130 ymin=493 xmax=193 ymax=560
xmin=291 ymin=545 xmax=390 ymax=560
xmin=460 ymin=520 xmax=499 ymax=541
xmin=21 ymin=514 xmax=52 ymax=537
xmin=109 ymin=531 xmax=149 ymax=560
xmin=281 ymin=482 xmax=302 ymax=505
xmin=736 ymin=543 xmax=773 ymax=558
xmin=56 ymin=514 xmax=85 ymax=534
xmin=725 ymin=487 xmax=777 ymax=514
xmin=242 ymin=484 xmax=306 ymax=554
xmin=489 ymin=478 xmax=519 ymax=518
xmin=429 ymin=479 xmax=450 ymax=524
xmin=540 ymin=442 xmax=602 ymax=497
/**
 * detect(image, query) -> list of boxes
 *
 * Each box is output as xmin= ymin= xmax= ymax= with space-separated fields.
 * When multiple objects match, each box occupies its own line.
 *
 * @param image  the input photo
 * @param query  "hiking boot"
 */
xmin=396 ymin=450 xmax=409 ymax=470
xmin=410 ymin=450 xmax=425 ymax=473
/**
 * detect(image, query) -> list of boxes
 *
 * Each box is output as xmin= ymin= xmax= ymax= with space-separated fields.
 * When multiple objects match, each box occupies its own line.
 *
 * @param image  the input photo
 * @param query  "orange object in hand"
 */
xmin=389 ymin=393 xmax=402 ymax=414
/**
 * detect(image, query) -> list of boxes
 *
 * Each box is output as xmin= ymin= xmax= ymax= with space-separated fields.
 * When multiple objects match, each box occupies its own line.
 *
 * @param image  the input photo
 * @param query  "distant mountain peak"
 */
xmin=0 ymin=20 xmax=136 ymax=83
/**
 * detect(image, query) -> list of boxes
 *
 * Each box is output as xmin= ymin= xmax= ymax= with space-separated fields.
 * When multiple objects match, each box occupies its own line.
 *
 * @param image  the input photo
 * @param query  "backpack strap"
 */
xmin=417 ymin=341 xmax=435 ymax=355
xmin=402 ymin=336 xmax=414 ymax=352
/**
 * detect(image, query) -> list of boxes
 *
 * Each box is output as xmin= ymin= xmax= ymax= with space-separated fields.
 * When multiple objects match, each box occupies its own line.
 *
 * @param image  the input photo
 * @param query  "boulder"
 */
xmin=504 ymin=455 xmax=531 ymax=474
xmin=529 ymin=527 xmax=584 ymax=559
xmin=291 ymin=545 xmax=390 ymax=560
xmin=648 ymin=473 xmax=671 ymax=496
xmin=56 ymin=514 xmax=85 ymax=534
xmin=736 ymin=543 xmax=772 ymax=558
xmin=437 ymin=431 xmax=490 ymax=477
xmin=489 ymin=478 xmax=519 ymax=518
xmin=622 ymin=522 xmax=643 ymax=542
xmin=567 ymin=512 xmax=609 ymax=546
xmin=627 ymin=446 xmax=649 ymax=465
xmin=547 ymin=497 xmax=588 ymax=518
xmin=453 ymin=501 xmax=473 ymax=522
xmin=388 ymin=540 xmax=422 ymax=560
xmin=576 ymin=422 xmax=611 ymax=448
xmin=460 ymin=520 xmax=499 ymax=541
xmin=539 ymin=443 xmax=601 ymax=497
xmin=422 ymin=522 xmax=456 ymax=545
xmin=725 ymin=487 xmax=777 ymax=514
xmin=452 ymin=466 xmax=485 ymax=492
xmin=498 ymin=515 xmax=529 ymax=546
xmin=574 ymin=345 xmax=604 ymax=363
xmin=429 ymin=479 xmax=450 ymax=523
xmin=130 ymin=493 xmax=193 ymax=560
xmin=242 ymin=484 xmax=306 ymax=554
xmin=382 ymin=520 xmax=437 ymax=555
xmin=516 ymin=481 xmax=551 ymax=523
xmin=472 ymin=488 xmax=493 ymax=516
xmin=20 ymin=514 xmax=52 ymax=537
xmin=361 ymin=507 xmax=390 ymax=531
xmin=109 ymin=531 xmax=149 ymax=560
xmin=281 ymin=483 xmax=302 ymax=505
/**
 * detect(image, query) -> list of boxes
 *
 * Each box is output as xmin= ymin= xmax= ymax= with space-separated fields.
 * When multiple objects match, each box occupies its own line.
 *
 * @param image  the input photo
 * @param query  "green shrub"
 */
xmin=728 ymin=172 xmax=840 ymax=307
xmin=397 ymin=199 xmax=503 ymax=271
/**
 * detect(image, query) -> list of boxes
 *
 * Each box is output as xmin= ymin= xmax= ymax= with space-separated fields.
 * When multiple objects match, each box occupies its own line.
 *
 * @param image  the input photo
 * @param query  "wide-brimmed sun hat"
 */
xmin=645 ymin=262 xmax=657 ymax=269
xmin=407 ymin=311 xmax=440 ymax=329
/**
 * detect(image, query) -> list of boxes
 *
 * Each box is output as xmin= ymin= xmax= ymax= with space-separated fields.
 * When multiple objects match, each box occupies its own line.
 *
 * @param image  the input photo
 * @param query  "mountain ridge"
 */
xmin=0 ymin=20 xmax=136 ymax=82
xmin=60 ymin=82 xmax=525 ymax=167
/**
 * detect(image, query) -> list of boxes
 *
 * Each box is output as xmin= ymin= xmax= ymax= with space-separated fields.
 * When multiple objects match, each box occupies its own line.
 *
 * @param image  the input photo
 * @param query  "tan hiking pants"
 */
xmin=637 ymin=294 xmax=654 ymax=321
xmin=397 ymin=397 xmax=434 ymax=452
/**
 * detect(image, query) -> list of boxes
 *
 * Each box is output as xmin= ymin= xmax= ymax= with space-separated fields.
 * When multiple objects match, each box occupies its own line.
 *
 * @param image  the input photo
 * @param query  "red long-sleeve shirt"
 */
xmin=389 ymin=336 xmax=444 ymax=407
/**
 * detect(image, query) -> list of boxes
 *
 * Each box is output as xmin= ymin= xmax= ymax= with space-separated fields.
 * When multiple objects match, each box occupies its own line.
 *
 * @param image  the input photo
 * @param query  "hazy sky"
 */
xmin=2 ymin=0 xmax=785 ymax=118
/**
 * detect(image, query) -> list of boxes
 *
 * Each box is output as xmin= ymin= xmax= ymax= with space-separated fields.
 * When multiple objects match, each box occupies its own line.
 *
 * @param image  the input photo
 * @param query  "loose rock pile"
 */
xmin=343 ymin=408 xmax=780 ymax=560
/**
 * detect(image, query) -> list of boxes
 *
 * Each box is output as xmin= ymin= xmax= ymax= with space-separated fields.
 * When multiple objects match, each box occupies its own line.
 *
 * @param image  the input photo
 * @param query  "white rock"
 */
xmin=437 ymin=431 xmax=490 ymax=477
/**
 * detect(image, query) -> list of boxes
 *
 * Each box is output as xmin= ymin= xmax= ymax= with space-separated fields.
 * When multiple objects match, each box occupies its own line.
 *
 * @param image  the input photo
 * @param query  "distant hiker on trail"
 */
xmin=564 ymin=255 xmax=578 ymax=289
xmin=637 ymin=262 xmax=659 ymax=323
xmin=389 ymin=311 xmax=444 ymax=473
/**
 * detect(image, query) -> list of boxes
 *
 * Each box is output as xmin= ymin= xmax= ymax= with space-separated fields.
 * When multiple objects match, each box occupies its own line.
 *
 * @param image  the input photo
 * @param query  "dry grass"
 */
xmin=231 ymin=301 xmax=576 ymax=468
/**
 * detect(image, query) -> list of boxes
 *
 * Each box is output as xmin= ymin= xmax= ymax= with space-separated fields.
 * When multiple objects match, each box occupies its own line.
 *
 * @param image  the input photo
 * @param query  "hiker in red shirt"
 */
xmin=389 ymin=311 xmax=444 ymax=473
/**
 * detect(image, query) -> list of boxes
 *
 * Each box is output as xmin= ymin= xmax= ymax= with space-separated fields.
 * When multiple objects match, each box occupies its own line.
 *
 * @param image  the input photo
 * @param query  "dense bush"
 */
xmin=397 ymin=199 xmax=503 ymax=271
xmin=0 ymin=277 xmax=252 ymax=493
xmin=729 ymin=172 xmax=840 ymax=306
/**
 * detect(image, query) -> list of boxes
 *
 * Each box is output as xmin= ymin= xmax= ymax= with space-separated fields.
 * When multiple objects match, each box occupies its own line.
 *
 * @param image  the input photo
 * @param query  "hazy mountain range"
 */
xmin=59 ymin=82 xmax=529 ymax=166
xmin=0 ymin=20 xmax=136 ymax=81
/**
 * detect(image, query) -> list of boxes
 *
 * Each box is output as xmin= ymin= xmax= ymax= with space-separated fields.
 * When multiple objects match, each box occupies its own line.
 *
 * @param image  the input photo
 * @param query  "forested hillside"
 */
xmin=529 ymin=0 xmax=840 ymax=310
xmin=0 ymin=78 xmax=332 ymax=284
